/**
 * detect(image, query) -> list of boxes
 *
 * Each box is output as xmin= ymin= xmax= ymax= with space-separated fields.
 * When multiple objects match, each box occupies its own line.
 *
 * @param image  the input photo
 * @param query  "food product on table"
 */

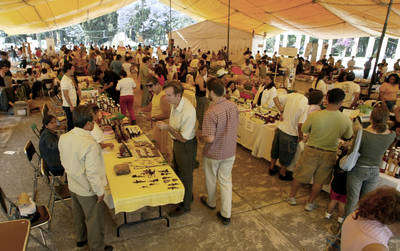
xmin=118 ymin=143 xmax=132 ymax=158
xmin=114 ymin=163 xmax=130 ymax=176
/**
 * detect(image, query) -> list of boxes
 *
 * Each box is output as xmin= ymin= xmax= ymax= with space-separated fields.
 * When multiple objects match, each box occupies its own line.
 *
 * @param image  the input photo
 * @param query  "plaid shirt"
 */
xmin=202 ymin=97 xmax=239 ymax=160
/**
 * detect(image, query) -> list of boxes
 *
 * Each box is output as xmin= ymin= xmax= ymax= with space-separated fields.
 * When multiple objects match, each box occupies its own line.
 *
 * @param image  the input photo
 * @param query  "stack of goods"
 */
xmin=252 ymin=107 xmax=280 ymax=124
xmin=133 ymin=141 xmax=160 ymax=158
xmin=380 ymin=147 xmax=400 ymax=178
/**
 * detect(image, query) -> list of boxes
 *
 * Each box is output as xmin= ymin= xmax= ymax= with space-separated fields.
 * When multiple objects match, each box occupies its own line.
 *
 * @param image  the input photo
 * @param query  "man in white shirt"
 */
xmin=58 ymin=106 xmax=112 ymax=251
xmin=269 ymin=92 xmax=309 ymax=180
xmin=157 ymin=81 xmax=197 ymax=217
xmin=60 ymin=62 xmax=77 ymax=131
xmin=334 ymin=72 xmax=360 ymax=108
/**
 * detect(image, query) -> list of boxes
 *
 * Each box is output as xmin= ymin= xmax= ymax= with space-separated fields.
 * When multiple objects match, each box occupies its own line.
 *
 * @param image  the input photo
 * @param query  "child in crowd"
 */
xmin=325 ymin=148 xmax=347 ymax=225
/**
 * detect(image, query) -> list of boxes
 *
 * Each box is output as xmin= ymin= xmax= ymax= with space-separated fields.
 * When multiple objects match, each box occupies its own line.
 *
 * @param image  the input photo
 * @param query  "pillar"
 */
xmin=317 ymin=39 xmax=323 ymax=59
xmin=351 ymin=37 xmax=360 ymax=57
xmin=282 ymin=34 xmax=288 ymax=48
xmin=295 ymin=35 xmax=301 ymax=52
xmin=274 ymin=34 xmax=280 ymax=53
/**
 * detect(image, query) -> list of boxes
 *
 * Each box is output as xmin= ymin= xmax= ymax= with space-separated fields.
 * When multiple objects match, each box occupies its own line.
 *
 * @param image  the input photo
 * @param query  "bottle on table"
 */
xmin=380 ymin=150 xmax=390 ymax=173
xmin=386 ymin=150 xmax=398 ymax=176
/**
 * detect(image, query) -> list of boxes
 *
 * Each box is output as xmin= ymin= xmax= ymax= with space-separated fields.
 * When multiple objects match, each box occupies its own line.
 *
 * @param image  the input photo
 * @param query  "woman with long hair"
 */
xmin=39 ymin=115 xmax=64 ymax=176
xmin=379 ymin=73 xmax=399 ymax=112
xmin=345 ymin=103 xmax=396 ymax=216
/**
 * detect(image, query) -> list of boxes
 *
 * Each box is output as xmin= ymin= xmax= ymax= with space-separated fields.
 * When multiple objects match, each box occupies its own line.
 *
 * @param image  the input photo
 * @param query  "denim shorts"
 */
xmin=270 ymin=128 xmax=298 ymax=167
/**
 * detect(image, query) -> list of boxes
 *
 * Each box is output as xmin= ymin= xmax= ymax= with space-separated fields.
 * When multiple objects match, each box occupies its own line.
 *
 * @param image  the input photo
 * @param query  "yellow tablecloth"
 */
xmin=103 ymin=125 xmax=185 ymax=214
xmin=183 ymin=90 xmax=196 ymax=108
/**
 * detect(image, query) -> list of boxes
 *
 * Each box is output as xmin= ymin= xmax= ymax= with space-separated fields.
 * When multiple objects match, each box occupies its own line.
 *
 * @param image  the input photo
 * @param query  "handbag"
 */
xmin=339 ymin=129 xmax=363 ymax=171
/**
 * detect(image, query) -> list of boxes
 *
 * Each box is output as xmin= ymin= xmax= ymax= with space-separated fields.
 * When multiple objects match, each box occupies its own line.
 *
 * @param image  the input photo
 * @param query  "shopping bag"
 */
xmin=339 ymin=129 xmax=362 ymax=171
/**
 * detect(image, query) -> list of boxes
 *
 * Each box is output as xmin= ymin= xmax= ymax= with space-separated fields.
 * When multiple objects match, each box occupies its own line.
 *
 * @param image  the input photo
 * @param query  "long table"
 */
xmin=102 ymin=125 xmax=185 ymax=236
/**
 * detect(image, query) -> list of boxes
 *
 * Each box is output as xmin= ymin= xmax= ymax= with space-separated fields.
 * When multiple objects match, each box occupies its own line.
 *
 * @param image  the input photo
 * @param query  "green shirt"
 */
xmin=302 ymin=110 xmax=353 ymax=151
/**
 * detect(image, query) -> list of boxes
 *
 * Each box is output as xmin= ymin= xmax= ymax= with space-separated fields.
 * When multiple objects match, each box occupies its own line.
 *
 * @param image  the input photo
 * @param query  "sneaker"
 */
xmin=105 ymin=245 xmax=114 ymax=251
xmin=325 ymin=211 xmax=332 ymax=219
xmin=278 ymin=172 xmax=293 ymax=181
xmin=200 ymin=196 xmax=216 ymax=210
xmin=286 ymin=197 xmax=297 ymax=206
xmin=76 ymin=240 xmax=88 ymax=247
xmin=268 ymin=167 xmax=279 ymax=176
xmin=169 ymin=206 xmax=190 ymax=217
xmin=217 ymin=211 xmax=230 ymax=225
xmin=304 ymin=202 xmax=317 ymax=212
xmin=337 ymin=217 xmax=344 ymax=224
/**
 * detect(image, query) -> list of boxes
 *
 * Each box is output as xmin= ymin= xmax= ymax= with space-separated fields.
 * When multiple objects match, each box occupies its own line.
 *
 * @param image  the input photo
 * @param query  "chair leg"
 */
xmin=40 ymin=228 xmax=47 ymax=247
xmin=33 ymin=171 xmax=38 ymax=202
xmin=29 ymin=233 xmax=50 ymax=250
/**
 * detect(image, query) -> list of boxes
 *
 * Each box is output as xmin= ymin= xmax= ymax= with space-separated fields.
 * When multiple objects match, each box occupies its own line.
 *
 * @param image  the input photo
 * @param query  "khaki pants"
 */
xmin=71 ymin=192 xmax=105 ymax=251
xmin=203 ymin=156 xmax=235 ymax=218
xmin=141 ymin=85 xmax=151 ymax=107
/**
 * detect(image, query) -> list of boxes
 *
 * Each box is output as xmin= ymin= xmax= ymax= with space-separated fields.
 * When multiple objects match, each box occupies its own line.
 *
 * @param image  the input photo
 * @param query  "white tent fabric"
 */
xmin=171 ymin=20 xmax=264 ymax=64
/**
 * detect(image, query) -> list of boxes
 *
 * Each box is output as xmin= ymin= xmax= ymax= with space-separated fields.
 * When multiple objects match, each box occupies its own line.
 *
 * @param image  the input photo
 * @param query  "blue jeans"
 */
xmin=345 ymin=165 xmax=379 ymax=216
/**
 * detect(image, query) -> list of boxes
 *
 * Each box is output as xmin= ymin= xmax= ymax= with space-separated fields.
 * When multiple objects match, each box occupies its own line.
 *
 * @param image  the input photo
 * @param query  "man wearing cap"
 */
xmin=157 ymin=81 xmax=197 ymax=217
xmin=216 ymin=68 xmax=229 ymax=86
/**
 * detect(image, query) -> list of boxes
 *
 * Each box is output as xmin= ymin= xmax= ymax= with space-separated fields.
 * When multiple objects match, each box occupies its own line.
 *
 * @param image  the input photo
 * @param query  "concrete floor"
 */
xmin=0 ymin=81 xmax=395 ymax=251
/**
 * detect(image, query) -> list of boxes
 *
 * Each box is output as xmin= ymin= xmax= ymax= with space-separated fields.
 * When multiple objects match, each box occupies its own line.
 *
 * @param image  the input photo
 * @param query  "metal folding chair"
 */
xmin=23 ymin=141 xmax=42 ymax=202
xmin=30 ymin=123 xmax=40 ymax=139
xmin=0 ymin=187 xmax=51 ymax=249
xmin=40 ymin=159 xmax=71 ymax=230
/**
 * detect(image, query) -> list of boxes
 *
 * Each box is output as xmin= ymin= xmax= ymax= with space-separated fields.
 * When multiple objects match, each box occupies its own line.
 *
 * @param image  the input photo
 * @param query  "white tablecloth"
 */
xmin=237 ymin=111 xmax=276 ymax=162
xmin=378 ymin=173 xmax=400 ymax=191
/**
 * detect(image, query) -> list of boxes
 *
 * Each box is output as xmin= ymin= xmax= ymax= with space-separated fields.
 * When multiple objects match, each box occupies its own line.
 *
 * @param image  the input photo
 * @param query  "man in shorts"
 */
xmin=269 ymin=92 xmax=309 ymax=181
xmin=288 ymin=88 xmax=353 ymax=211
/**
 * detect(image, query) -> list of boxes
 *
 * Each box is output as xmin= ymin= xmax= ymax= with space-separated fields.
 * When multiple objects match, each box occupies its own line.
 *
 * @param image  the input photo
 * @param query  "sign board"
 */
xmin=257 ymin=44 xmax=264 ymax=48
xmin=279 ymin=47 xmax=298 ymax=57
xmin=45 ymin=38 xmax=55 ymax=53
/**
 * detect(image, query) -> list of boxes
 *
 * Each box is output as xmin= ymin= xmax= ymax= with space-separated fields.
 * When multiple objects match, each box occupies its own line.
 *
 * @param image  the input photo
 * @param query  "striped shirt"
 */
xmin=202 ymin=97 xmax=239 ymax=160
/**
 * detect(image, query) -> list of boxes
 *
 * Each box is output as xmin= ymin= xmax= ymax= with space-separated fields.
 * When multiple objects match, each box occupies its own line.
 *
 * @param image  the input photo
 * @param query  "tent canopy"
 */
xmin=160 ymin=0 xmax=400 ymax=39
xmin=0 ymin=0 xmax=137 ymax=35
xmin=171 ymin=20 xmax=263 ymax=63
xmin=1 ymin=0 xmax=400 ymax=39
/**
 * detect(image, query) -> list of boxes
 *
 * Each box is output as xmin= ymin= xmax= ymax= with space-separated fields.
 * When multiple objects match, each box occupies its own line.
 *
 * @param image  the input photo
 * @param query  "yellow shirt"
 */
xmin=151 ymin=90 xmax=165 ymax=118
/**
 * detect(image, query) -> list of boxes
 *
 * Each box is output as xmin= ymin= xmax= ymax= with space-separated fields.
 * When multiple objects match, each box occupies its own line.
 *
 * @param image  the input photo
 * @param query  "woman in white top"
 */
xmin=116 ymin=70 xmax=137 ymax=124
xmin=253 ymin=75 xmax=277 ymax=109
xmin=312 ymin=73 xmax=328 ymax=96
xmin=341 ymin=187 xmax=400 ymax=251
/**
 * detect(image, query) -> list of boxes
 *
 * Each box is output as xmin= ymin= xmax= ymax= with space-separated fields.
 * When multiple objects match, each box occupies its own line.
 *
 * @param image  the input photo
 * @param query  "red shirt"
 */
xmin=202 ymin=97 xmax=239 ymax=160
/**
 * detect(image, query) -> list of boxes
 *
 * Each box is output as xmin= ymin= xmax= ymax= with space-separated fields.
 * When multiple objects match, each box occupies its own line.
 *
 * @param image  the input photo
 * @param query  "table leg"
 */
xmin=116 ymin=206 xmax=170 ymax=237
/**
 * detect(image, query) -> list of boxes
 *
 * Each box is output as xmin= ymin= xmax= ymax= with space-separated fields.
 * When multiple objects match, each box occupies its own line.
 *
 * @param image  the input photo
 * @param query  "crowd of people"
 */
xmin=1 ymin=43 xmax=400 ymax=250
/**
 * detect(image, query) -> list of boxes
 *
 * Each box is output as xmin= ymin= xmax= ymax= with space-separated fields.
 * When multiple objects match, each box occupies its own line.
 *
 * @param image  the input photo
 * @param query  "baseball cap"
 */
xmin=216 ymin=68 xmax=228 ymax=78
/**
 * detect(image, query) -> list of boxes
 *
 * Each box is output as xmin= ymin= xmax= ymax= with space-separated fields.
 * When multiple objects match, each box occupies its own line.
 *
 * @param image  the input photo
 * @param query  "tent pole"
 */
xmin=169 ymin=0 xmax=172 ymax=38
xmin=227 ymin=0 xmax=231 ymax=63
xmin=369 ymin=0 xmax=393 ymax=96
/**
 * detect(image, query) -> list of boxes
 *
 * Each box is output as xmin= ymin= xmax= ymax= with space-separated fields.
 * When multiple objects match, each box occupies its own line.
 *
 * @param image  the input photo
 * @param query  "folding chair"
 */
xmin=23 ymin=141 xmax=42 ymax=202
xmin=0 ymin=187 xmax=51 ymax=249
xmin=40 ymin=159 xmax=71 ymax=230
xmin=30 ymin=123 xmax=40 ymax=139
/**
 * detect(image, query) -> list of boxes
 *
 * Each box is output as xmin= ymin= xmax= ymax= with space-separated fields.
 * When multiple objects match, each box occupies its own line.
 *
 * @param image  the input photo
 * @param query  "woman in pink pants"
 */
xmin=116 ymin=70 xmax=137 ymax=124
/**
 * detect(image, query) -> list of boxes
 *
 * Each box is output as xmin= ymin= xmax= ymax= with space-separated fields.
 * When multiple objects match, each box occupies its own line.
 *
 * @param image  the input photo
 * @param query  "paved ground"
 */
xmin=0 ymin=81 xmax=397 ymax=250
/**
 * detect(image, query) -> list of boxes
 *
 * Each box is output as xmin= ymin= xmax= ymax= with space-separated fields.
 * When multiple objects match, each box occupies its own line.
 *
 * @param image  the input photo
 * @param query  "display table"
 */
xmin=237 ymin=110 xmax=276 ymax=162
xmin=102 ymin=125 xmax=184 ymax=236
xmin=0 ymin=219 xmax=30 ymax=251
xmin=378 ymin=173 xmax=400 ymax=191
xmin=183 ymin=90 xmax=196 ymax=107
